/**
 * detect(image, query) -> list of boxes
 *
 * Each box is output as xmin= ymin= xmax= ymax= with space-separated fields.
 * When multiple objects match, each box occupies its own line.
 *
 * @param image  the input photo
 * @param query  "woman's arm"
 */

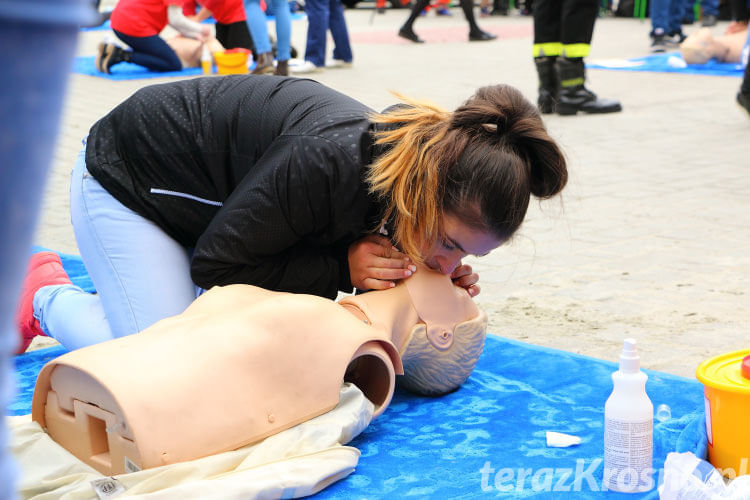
xmin=191 ymin=137 xmax=364 ymax=299
xmin=167 ymin=4 xmax=210 ymax=40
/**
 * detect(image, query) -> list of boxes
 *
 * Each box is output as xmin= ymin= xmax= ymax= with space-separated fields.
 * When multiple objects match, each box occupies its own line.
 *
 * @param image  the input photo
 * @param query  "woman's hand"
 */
xmin=200 ymin=25 xmax=211 ymax=42
xmin=348 ymin=234 xmax=416 ymax=291
xmin=450 ymin=263 xmax=480 ymax=297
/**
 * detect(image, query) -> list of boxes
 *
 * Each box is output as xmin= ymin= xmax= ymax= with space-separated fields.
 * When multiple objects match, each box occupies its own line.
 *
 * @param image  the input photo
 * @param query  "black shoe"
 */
xmin=701 ymin=14 xmax=717 ymax=26
xmin=534 ymin=57 xmax=558 ymax=114
xmin=667 ymin=30 xmax=686 ymax=45
xmin=398 ymin=26 xmax=424 ymax=43
xmin=555 ymin=57 xmax=622 ymax=115
xmin=650 ymin=34 xmax=667 ymax=53
xmin=556 ymin=87 xmax=622 ymax=115
xmin=538 ymin=89 xmax=556 ymax=114
xmin=468 ymin=29 xmax=497 ymax=41
xmin=681 ymin=16 xmax=694 ymax=24
xmin=738 ymin=92 xmax=750 ymax=118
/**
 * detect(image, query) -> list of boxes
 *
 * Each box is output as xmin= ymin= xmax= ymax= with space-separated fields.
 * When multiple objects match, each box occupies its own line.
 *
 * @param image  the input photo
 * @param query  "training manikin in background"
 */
xmin=32 ymin=265 xmax=487 ymax=475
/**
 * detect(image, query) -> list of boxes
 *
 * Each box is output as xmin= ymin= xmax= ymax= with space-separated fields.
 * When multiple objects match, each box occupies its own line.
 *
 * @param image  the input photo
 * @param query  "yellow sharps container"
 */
xmin=696 ymin=350 xmax=750 ymax=477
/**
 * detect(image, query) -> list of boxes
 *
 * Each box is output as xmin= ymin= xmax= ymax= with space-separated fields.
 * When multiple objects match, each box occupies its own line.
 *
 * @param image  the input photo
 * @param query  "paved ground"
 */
xmin=32 ymin=7 xmax=750 ymax=378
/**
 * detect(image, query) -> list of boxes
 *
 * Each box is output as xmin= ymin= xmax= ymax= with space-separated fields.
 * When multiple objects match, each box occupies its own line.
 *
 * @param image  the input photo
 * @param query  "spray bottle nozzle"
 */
xmin=619 ymin=338 xmax=641 ymax=373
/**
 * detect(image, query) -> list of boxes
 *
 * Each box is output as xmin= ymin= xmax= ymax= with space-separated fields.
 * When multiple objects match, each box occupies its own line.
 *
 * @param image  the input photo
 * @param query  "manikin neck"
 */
xmin=339 ymin=284 xmax=419 ymax=354
xmin=338 ymin=266 xmax=480 ymax=354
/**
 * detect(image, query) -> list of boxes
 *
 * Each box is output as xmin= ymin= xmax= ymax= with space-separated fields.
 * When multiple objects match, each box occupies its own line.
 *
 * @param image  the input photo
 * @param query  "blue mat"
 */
xmin=587 ymin=52 xmax=744 ymax=77
xmin=7 ymin=251 xmax=707 ymax=498
xmin=71 ymin=55 xmax=205 ymax=80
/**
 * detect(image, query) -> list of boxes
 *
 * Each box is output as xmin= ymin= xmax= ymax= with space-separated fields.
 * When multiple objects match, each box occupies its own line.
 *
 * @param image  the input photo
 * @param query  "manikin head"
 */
xmin=339 ymin=264 xmax=488 ymax=396
xmin=681 ymin=28 xmax=724 ymax=64
xmin=367 ymin=84 xmax=568 ymax=275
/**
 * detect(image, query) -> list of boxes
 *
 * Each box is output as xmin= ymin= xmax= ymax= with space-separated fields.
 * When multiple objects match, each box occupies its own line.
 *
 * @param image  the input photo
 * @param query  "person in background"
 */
xmin=184 ymin=0 xmax=255 ymax=53
xmin=96 ymin=0 xmax=211 ymax=73
xmin=398 ymin=0 xmax=496 ymax=42
xmin=649 ymin=0 xmax=687 ymax=52
xmin=698 ymin=0 xmax=718 ymax=26
xmin=532 ymin=0 xmax=622 ymax=115
xmin=15 ymin=77 xmax=567 ymax=353
xmin=297 ymin=0 xmax=353 ymax=72
xmin=244 ymin=0 xmax=293 ymax=75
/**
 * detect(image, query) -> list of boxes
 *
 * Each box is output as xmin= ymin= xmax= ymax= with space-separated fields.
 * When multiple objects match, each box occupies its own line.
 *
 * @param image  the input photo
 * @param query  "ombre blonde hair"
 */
xmin=367 ymin=95 xmax=455 ymax=264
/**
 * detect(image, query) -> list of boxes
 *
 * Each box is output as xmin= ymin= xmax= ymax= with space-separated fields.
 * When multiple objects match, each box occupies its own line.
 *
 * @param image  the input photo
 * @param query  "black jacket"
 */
xmin=86 ymin=75 xmax=386 ymax=299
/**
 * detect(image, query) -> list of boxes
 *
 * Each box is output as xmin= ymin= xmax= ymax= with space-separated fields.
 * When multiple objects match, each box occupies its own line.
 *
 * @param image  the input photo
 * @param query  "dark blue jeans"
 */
xmin=113 ymin=30 xmax=182 ymax=72
xmin=303 ymin=0 xmax=353 ymax=66
xmin=700 ymin=0 xmax=719 ymax=17
xmin=650 ymin=0 xmax=687 ymax=33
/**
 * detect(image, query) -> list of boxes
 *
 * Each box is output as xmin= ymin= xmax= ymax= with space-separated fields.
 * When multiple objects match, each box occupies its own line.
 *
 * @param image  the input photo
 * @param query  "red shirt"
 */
xmin=111 ymin=0 xmax=185 ymax=37
xmin=183 ymin=0 xmax=245 ymax=24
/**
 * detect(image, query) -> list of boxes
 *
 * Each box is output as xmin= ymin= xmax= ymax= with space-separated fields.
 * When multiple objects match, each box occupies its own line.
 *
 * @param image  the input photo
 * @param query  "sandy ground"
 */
xmin=28 ymin=4 xmax=750 ymax=379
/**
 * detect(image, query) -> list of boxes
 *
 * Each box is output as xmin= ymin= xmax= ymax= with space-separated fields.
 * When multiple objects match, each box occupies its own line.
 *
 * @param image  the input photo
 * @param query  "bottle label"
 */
xmin=603 ymin=417 xmax=653 ymax=492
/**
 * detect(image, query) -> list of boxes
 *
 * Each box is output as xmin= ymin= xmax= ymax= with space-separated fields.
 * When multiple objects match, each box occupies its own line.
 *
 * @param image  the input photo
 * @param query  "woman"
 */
xmin=16 ymin=76 xmax=567 ymax=353
xmin=96 ymin=0 xmax=210 ymax=74
xmin=244 ymin=0 xmax=292 ymax=75
xmin=398 ymin=0 xmax=496 ymax=43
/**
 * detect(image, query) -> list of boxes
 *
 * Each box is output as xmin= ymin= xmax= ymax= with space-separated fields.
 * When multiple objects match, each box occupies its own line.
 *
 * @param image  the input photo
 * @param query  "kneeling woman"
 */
xmin=16 ymin=76 xmax=568 ymax=353
xmin=96 ymin=0 xmax=211 ymax=74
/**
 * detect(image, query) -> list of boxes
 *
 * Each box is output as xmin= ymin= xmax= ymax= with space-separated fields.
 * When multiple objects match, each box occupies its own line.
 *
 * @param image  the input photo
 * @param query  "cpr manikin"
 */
xmin=31 ymin=266 xmax=487 ymax=475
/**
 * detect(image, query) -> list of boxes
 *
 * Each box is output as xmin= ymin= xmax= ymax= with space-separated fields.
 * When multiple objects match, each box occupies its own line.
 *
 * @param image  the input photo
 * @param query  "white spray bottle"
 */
xmin=603 ymin=338 xmax=653 ymax=493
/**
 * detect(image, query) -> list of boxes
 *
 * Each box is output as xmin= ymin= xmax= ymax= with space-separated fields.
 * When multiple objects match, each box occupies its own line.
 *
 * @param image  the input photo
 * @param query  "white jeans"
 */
xmin=34 ymin=144 xmax=200 ymax=350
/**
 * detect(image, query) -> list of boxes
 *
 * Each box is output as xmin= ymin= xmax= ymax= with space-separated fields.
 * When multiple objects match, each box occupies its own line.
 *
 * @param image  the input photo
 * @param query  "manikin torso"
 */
xmin=31 ymin=266 xmax=487 ymax=475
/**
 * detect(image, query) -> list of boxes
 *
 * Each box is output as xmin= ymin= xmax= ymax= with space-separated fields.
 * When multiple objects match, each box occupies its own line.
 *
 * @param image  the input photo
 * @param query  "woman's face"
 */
xmin=423 ymin=213 xmax=504 ymax=275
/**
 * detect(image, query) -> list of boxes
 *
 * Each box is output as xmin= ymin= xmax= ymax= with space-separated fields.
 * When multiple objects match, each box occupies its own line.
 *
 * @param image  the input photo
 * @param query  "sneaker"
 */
xmin=289 ymin=59 xmax=322 ymax=74
xmin=701 ymin=14 xmax=717 ymax=27
xmin=435 ymin=7 xmax=452 ymax=15
xmin=738 ymin=92 xmax=750 ymax=118
xmin=15 ymin=252 xmax=72 ymax=354
xmin=480 ymin=5 xmax=490 ymax=16
xmin=95 ymin=41 xmax=110 ymax=73
xmin=325 ymin=58 xmax=353 ymax=68
xmin=95 ymin=42 xmax=129 ymax=74
xmin=667 ymin=30 xmax=686 ymax=45
xmin=650 ymin=33 xmax=667 ymax=53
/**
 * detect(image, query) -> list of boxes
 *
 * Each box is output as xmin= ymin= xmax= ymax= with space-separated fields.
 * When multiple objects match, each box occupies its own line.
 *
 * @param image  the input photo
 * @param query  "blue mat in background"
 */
xmin=7 ymin=251 xmax=707 ymax=498
xmin=71 ymin=55 xmax=205 ymax=80
xmin=587 ymin=52 xmax=744 ymax=77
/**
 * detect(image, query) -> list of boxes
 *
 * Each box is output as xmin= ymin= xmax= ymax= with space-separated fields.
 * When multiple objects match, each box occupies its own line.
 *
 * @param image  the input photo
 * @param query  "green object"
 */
xmin=633 ymin=0 xmax=646 ymax=20
xmin=693 ymin=0 xmax=700 ymax=22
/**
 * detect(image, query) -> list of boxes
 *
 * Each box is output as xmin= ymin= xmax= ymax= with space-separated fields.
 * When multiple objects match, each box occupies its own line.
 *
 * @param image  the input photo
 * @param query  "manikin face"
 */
xmin=422 ymin=213 xmax=504 ymax=275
